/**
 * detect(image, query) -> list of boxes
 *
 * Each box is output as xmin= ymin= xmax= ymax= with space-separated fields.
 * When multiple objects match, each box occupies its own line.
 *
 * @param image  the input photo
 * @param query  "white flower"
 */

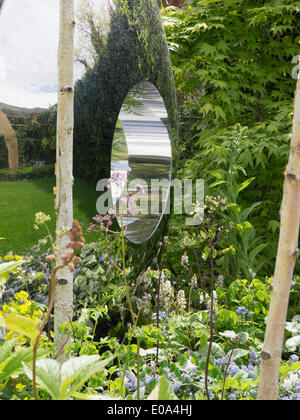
xmin=181 ymin=252 xmax=189 ymax=268
xmin=190 ymin=274 xmax=197 ymax=288
xmin=176 ymin=289 xmax=187 ymax=312
xmin=34 ymin=212 xmax=51 ymax=226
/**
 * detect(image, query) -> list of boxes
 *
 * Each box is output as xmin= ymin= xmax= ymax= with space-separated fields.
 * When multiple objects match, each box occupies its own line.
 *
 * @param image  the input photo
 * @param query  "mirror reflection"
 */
xmin=110 ymin=81 xmax=172 ymax=244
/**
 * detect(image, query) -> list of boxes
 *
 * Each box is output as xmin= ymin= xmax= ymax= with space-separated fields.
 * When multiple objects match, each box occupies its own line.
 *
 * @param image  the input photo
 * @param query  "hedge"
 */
xmin=0 ymin=165 xmax=54 ymax=181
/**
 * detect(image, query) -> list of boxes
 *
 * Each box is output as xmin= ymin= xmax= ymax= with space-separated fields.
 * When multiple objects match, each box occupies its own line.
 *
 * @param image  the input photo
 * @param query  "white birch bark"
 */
xmin=54 ymin=0 xmax=75 ymax=362
xmin=257 ymin=59 xmax=300 ymax=400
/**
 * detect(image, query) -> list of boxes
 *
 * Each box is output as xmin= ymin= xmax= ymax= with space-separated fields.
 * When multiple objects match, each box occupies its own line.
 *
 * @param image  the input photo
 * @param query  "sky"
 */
xmin=0 ymin=0 xmax=111 ymax=109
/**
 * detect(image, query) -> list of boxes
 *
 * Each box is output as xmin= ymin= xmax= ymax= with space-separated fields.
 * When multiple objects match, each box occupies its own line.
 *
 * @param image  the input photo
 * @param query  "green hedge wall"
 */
xmin=73 ymin=0 xmax=178 ymax=184
xmin=0 ymin=165 xmax=54 ymax=181
xmin=73 ymin=0 xmax=179 ymax=275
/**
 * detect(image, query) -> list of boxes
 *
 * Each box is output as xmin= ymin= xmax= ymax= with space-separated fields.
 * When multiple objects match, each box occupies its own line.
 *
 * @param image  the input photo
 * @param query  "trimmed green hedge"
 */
xmin=0 ymin=135 xmax=8 ymax=169
xmin=0 ymin=164 xmax=54 ymax=181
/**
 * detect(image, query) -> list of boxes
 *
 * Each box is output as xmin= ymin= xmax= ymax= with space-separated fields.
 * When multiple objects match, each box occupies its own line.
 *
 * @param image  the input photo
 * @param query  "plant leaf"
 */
xmin=1 ymin=347 xmax=47 ymax=381
xmin=285 ymin=335 xmax=300 ymax=352
xmin=65 ymin=356 xmax=115 ymax=400
xmin=60 ymin=354 xmax=101 ymax=398
xmin=0 ymin=338 xmax=18 ymax=364
xmin=148 ymin=376 xmax=178 ymax=400
xmin=230 ymin=349 xmax=249 ymax=360
xmin=23 ymin=358 xmax=61 ymax=400
xmin=0 ymin=312 xmax=39 ymax=342
xmin=0 ymin=260 xmax=27 ymax=277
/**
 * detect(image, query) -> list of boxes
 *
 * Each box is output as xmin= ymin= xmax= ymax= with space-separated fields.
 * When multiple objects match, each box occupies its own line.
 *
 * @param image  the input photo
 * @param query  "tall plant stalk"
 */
xmin=54 ymin=0 xmax=75 ymax=362
xmin=257 ymin=57 xmax=300 ymax=400
xmin=204 ymin=241 xmax=215 ymax=401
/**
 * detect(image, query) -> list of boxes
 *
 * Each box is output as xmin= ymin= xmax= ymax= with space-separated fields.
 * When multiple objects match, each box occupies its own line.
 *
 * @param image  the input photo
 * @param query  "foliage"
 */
xmin=73 ymin=0 xmax=178 ymax=184
xmin=163 ymin=0 xmax=300 ymax=276
xmin=163 ymin=0 xmax=299 ymax=126
xmin=0 ymin=165 xmax=54 ymax=182
xmin=1 ymin=0 xmax=300 ymax=402
xmin=0 ymin=135 xmax=8 ymax=170
xmin=0 ymin=241 xmax=300 ymax=400
xmin=6 ymin=107 xmax=57 ymax=167
xmin=23 ymin=355 xmax=114 ymax=401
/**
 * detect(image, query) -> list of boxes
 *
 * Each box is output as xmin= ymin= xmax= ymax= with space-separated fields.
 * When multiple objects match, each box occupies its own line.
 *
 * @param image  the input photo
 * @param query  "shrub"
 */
xmin=0 ymin=165 xmax=54 ymax=182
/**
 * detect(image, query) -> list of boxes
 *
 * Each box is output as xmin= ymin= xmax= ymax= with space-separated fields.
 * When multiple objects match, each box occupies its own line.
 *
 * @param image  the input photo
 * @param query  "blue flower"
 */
xmin=182 ymin=373 xmax=191 ymax=382
xmin=236 ymin=306 xmax=248 ymax=317
xmin=289 ymin=354 xmax=299 ymax=364
xmin=145 ymin=374 xmax=154 ymax=387
xmin=125 ymin=371 xmax=137 ymax=390
xmin=249 ymin=350 xmax=258 ymax=365
xmin=173 ymin=381 xmax=182 ymax=392
xmin=228 ymin=362 xmax=240 ymax=377
xmin=91 ymin=281 xmax=99 ymax=287
xmin=236 ymin=306 xmax=247 ymax=313
xmin=152 ymin=311 xmax=169 ymax=321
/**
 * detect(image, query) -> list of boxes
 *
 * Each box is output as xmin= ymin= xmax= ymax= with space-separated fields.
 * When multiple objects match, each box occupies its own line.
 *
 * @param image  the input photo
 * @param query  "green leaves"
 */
xmin=237 ymin=178 xmax=255 ymax=194
xmin=147 ymin=376 xmax=178 ymax=400
xmin=0 ymin=260 xmax=26 ymax=276
xmin=230 ymin=349 xmax=250 ymax=361
xmin=0 ymin=260 xmax=27 ymax=286
xmin=0 ymin=312 xmax=39 ymax=342
xmin=285 ymin=316 xmax=300 ymax=352
xmin=24 ymin=359 xmax=61 ymax=400
xmin=163 ymin=0 xmax=299 ymax=127
xmin=0 ymin=339 xmax=47 ymax=382
xmin=285 ymin=336 xmax=300 ymax=352
xmin=164 ymin=0 xmax=298 ymax=280
xmin=23 ymin=355 xmax=115 ymax=400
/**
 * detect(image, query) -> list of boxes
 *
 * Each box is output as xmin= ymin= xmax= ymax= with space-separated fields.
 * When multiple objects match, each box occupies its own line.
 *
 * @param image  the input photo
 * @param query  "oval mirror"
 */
xmin=110 ymin=81 xmax=172 ymax=244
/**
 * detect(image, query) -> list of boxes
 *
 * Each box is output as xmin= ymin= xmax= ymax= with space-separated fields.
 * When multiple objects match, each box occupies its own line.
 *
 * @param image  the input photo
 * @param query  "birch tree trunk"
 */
xmin=0 ymin=108 xmax=19 ymax=172
xmin=257 ymin=58 xmax=300 ymax=400
xmin=54 ymin=0 xmax=75 ymax=362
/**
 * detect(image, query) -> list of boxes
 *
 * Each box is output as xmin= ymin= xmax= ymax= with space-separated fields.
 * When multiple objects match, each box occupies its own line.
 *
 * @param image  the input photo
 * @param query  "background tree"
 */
xmin=75 ymin=0 xmax=113 ymax=71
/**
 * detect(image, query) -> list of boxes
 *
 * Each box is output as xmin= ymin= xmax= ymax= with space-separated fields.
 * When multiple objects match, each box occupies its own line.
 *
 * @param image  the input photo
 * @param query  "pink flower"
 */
xmin=108 ymin=208 xmax=116 ymax=217
xmin=87 ymin=224 xmax=96 ymax=233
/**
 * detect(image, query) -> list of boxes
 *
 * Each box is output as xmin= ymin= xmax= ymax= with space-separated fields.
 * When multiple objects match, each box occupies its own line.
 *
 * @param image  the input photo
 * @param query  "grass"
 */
xmin=0 ymin=177 xmax=99 ymax=255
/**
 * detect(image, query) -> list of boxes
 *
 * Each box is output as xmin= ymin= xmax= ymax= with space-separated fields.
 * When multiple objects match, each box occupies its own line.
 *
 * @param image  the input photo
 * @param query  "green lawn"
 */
xmin=0 ymin=177 xmax=99 ymax=256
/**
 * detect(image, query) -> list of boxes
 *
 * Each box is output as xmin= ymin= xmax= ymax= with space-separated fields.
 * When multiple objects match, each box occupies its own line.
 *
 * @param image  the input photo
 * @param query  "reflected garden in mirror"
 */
xmin=110 ymin=81 xmax=172 ymax=244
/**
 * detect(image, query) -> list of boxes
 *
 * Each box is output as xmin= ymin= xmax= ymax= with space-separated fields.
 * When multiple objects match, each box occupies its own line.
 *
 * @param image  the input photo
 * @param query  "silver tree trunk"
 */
xmin=54 ymin=0 xmax=75 ymax=362
xmin=257 ymin=58 xmax=300 ymax=400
